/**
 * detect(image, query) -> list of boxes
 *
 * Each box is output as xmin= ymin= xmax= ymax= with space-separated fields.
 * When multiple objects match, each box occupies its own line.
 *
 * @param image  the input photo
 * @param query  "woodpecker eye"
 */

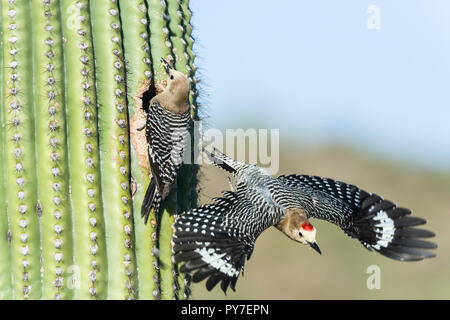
xmin=299 ymin=232 xmax=303 ymax=238
xmin=170 ymin=75 xmax=174 ymax=80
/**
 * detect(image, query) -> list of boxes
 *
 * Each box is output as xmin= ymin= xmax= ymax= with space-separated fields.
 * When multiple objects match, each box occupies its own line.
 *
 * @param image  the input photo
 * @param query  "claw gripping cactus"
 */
xmin=0 ymin=0 xmax=199 ymax=300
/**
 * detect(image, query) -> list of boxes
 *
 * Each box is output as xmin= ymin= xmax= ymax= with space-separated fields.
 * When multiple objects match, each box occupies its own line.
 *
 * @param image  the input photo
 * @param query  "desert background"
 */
xmin=187 ymin=0 xmax=450 ymax=299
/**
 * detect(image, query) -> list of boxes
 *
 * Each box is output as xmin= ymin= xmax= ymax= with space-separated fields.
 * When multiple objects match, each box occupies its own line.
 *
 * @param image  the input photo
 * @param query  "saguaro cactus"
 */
xmin=0 ymin=0 xmax=199 ymax=300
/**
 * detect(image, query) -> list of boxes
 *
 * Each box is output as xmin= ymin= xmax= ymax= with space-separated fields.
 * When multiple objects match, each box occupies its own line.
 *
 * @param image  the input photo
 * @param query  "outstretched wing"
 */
xmin=145 ymin=100 xmax=191 ymax=199
xmin=173 ymin=188 xmax=263 ymax=293
xmin=277 ymin=174 xmax=437 ymax=261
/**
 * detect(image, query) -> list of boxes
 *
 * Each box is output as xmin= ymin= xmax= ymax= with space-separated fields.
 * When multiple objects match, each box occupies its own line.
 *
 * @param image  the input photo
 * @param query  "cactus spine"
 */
xmin=0 ymin=0 xmax=199 ymax=300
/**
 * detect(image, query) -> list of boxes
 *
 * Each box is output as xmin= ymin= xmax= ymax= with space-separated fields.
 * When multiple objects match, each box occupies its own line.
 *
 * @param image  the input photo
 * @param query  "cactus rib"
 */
xmin=0 ymin=0 xmax=13 ymax=301
xmin=1 ymin=0 xmax=41 ymax=300
xmin=90 ymin=0 xmax=137 ymax=300
xmin=60 ymin=0 xmax=107 ymax=300
xmin=178 ymin=0 xmax=199 ymax=119
xmin=118 ymin=0 xmax=161 ymax=300
xmin=147 ymin=0 xmax=178 ymax=300
xmin=32 ymin=0 xmax=74 ymax=300
xmin=166 ymin=0 xmax=196 ymax=299
xmin=177 ymin=0 xmax=201 ymax=298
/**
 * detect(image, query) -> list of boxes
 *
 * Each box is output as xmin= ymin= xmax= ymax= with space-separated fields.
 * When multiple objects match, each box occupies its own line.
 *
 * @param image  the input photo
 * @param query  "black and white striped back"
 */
xmin=141 ymin=101 xmax=192 ymax=222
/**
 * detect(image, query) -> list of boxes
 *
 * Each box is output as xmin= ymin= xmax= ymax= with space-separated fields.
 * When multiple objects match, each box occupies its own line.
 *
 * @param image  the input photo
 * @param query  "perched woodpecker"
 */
xmin=141 ymin=58 xmax=192 ymax=223
xmin=173 ymin=148 xmax=437 ymax=293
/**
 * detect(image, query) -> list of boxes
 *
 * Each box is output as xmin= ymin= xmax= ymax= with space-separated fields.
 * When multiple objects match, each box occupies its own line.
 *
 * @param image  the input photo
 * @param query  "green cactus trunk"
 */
xmin=0 ymin=0 xmax=199 ymax=300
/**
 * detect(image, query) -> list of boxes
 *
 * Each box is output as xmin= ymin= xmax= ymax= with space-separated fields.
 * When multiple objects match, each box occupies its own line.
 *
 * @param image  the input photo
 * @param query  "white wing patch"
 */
xmin=372 ymin=210 xmax=395 ymax=249
xmin=194 ymin=247 xmax=240 ymax=277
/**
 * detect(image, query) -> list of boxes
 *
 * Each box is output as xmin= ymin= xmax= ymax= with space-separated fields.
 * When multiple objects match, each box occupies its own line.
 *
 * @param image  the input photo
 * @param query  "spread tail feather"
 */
xmin=141 ymin=178 xmax=162 ymax=224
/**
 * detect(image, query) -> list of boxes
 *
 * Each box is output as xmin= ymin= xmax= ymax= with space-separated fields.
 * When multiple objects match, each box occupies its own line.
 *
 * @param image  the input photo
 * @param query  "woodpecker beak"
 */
xmin=160 ymin=58 xmax=172 ymax=75
xmin=307 ymin=241 xmax=321 ymax=255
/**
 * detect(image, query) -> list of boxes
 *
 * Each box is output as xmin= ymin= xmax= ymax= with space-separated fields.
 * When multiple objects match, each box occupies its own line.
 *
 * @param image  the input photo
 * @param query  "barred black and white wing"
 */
xmin=141 ymin=101 xmax=191 ymax=223
xmin=277 ymin=174 xmax=437 ymax=261
xmin=173 ymin=188 xmax=267 ymax=293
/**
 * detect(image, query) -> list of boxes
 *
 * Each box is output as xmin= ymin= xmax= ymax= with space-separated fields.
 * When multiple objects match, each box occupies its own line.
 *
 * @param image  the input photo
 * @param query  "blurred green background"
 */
xmin=190 ymin=144 xmax=449 ymax=299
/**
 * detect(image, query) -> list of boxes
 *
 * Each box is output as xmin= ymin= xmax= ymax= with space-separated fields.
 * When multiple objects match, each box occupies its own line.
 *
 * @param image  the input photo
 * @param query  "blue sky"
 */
xmin=190 ymin=0 xmax=450 ymax=170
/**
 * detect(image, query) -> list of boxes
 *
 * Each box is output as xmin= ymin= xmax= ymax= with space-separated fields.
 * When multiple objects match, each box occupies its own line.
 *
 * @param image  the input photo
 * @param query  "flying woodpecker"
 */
xmin=141 ymin=58 xmax=191 ymax=223
xmin=172 ymin=148 xmax=437 ymax=293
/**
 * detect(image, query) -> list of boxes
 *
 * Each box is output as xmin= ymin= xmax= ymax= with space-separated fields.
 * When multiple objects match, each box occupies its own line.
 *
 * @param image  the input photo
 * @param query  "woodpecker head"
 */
xmin=275 ymin=209 xmax=321 ymax=255
xmin=296 ymin=221 xmax=321 ymax=254
xmin=157 ymin=58 xmax=190 ymax=113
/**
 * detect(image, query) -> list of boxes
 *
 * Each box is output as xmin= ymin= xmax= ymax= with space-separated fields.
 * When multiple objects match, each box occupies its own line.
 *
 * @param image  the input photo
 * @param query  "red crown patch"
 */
xmin=301 ymin=222 xmax=314 ymax=231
